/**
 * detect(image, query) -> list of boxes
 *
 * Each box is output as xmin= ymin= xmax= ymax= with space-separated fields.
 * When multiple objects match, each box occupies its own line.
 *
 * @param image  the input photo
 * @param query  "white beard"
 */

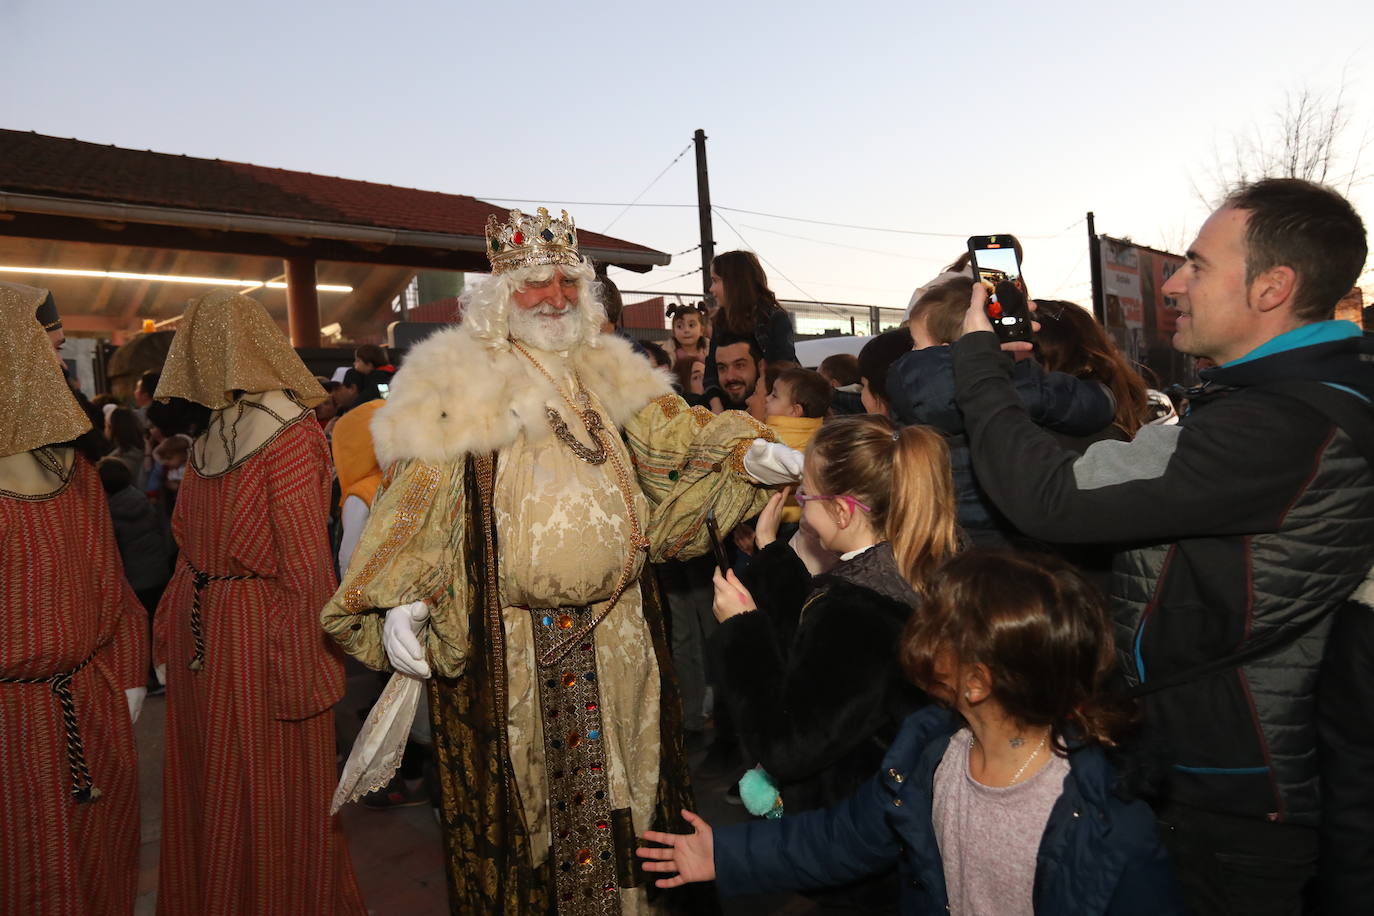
xmin=507 ymin=304 xmax=584 ymax=353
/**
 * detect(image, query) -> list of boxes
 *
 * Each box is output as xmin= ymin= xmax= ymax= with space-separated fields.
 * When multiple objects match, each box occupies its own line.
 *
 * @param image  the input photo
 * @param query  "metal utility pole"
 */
xmin=1087 ymin=211 xmax=1105 ymax=322
xmin=694 ymin=129 xmax=715 ymax=304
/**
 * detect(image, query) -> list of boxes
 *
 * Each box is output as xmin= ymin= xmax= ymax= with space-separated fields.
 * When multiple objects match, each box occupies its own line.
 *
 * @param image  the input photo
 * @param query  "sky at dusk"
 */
xmin=3 ymin=0 xmax=1372 ymax=325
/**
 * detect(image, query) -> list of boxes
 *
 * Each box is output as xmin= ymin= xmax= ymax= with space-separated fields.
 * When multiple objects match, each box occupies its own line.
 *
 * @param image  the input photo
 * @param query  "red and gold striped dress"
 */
xmin=154 ymin=418 xmax=365 ymax=916
xmin=0 ymin=456 xmax=148 ymax=916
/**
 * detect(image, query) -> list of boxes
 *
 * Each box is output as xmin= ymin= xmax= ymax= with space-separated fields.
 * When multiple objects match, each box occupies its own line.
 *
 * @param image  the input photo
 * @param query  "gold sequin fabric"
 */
xmin=0 ymin=282 xmax=90 ymax=459
xmin=155 ymin=289 xmax=327 ymax=409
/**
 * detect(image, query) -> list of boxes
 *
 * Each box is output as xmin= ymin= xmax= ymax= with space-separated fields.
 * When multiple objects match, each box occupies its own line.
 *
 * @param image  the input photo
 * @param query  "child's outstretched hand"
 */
xmin=637 ymin=809 xmax=716 ymax=888
xmin=754 ymin=486 xmax=792 ymax=550
xmin=712 ymin=567 xmax=757 ymax=622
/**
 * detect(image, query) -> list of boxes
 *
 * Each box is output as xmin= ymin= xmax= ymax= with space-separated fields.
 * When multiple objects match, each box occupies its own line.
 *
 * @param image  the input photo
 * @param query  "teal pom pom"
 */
xmin=738 ymin=766 xmax=784 ymax=819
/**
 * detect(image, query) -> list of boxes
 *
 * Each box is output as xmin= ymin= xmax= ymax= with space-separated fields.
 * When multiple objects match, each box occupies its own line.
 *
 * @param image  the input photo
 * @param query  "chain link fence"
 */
xmin=617 ymin=289 xmax=907 ymax=345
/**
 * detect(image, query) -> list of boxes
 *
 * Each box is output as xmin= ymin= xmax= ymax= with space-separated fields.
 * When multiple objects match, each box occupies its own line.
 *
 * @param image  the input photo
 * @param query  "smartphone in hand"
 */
xmin=704 ymin=510 xmax=731 ymax=572
xmin=968 ymin=235 xmax=1031 ymax=343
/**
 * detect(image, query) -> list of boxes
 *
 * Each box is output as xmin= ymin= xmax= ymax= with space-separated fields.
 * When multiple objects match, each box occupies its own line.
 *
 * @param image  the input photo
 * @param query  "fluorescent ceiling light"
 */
xmin=0 ymin=264 xmax=353 ymax=293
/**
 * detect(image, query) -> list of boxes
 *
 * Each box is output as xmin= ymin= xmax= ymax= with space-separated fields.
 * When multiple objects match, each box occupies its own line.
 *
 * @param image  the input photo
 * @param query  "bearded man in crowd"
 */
xmin=323 ymin=208 xmax=801 ymax=915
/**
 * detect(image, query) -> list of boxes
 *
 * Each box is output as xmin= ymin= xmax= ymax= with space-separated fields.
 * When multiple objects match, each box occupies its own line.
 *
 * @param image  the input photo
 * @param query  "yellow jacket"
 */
xmin=332 ymin=399 xmax=386 ymax=509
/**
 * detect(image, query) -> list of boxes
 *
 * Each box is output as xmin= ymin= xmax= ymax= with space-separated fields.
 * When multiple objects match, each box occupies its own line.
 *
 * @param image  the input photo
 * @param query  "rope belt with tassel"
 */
xmin=184 ymin=560 xmax=261 ymax=671
xmin=0 ymin=652 xmax=101 ymax=803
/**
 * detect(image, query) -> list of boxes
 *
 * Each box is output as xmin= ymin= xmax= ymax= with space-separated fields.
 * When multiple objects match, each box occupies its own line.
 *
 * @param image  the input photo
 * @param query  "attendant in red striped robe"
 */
xmin=152 ymin=290 xmax=365 ymax=916
xmin=0 ymin=281 xmax=148 ymax=916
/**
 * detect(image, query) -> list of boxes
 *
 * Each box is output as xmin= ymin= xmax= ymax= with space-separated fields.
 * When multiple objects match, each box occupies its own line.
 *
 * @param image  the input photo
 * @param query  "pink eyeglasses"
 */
xmin=795 ymin=492 xmax=872 ymax=513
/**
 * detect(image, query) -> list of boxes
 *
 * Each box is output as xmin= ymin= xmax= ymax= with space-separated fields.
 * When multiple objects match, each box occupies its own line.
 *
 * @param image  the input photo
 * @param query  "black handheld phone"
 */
xmin=967 ymin=235 xmax=1031 ymax=343
xmin=704 ymin=511 xmax=731 ymax=572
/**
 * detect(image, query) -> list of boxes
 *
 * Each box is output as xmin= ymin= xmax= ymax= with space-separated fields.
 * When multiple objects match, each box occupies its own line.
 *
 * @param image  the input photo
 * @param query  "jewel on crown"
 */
xmin=484 ymin=207 xmax=581 ymax=275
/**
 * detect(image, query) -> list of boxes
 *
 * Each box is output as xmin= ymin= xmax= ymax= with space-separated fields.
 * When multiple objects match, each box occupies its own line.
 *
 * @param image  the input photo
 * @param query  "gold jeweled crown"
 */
xmin=484 ymin=207 xmax=581 ymax=275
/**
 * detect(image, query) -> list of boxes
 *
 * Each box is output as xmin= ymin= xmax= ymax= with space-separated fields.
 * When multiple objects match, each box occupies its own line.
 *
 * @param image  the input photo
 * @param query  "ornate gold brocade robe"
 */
xmin=322 ymin=329 xmax=772 ymax=915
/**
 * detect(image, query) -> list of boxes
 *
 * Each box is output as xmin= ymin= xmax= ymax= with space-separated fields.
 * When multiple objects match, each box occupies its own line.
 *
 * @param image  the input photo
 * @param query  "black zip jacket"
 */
xmin=952 ymin=330 xmax=1374 ymax=838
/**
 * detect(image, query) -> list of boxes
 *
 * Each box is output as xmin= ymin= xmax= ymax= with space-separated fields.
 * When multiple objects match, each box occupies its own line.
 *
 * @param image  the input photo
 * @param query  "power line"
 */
xmin=717 ymin=205 xmax=967 ymax=238
xmin=1046 ymin=245 xmax=1091 ymax=300
xmin=713 ymin=207 xmax=853 ymax=322
xmin=476 ymin=197 xmax=696 ymax=209
xmin=474 ymin=197 xmax=1084 ymax=242
xmin=737 ymin=223 xmax=951 ymax=263
xmin=632 ymin=266 xmax=702 ymax=290
xmin=600 ymin=143 xmax=694 ymax=235
xmin=717 ymin=207 xmax=1088 ymax=241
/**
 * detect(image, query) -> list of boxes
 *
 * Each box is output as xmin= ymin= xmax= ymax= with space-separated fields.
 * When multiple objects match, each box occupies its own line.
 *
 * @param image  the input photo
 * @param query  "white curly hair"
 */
xmin=460 ymin=258 xmax=608 ymax=350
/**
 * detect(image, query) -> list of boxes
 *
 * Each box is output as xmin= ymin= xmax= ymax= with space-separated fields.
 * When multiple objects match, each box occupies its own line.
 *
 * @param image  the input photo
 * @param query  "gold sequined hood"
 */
xmin=154 ymin=289 xmax=327 ymax=409
xmin=0 ymin=282 xmax=91 ymax=458
xmin=370 ymin=324 xmax=674 ymax=468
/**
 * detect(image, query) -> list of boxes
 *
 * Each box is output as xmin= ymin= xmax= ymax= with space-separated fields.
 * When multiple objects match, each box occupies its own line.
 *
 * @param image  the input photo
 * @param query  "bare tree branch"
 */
xmin=1191 ymin=76 xmax=1369 ymax=201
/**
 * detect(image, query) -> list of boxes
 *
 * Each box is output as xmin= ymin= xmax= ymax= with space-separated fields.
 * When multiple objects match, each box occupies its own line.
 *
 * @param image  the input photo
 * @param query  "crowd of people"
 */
xmin=1 ymin=178 xmax=1371 ymax=916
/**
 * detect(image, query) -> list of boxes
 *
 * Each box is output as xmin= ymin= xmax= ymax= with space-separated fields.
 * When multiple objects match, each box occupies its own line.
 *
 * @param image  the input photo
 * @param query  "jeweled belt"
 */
xmin=183 ymin=559 xmax=261 ymax=671
xmin=0 ymin=652 xmax=100 ymax=802
xmin=529 ymin=605 xmax=641 ymax=916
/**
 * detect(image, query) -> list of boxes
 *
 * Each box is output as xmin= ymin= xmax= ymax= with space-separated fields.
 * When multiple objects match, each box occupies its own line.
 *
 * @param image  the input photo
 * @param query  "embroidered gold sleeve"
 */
xmin=623 ymin=394 xmax=777 ymax=563
xmin=320 ymin=457 xmax=469 ymax=677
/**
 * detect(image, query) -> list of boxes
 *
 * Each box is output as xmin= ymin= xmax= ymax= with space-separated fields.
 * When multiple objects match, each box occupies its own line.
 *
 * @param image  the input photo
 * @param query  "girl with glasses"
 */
xmin=704 ymin=414 xmax=959 ymax=910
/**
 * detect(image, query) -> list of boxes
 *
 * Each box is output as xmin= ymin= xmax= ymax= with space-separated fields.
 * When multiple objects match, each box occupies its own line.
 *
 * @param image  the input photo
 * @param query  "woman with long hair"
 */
xmin=1034 ymin=300 xmax=1151 ymax=438
xmin=640 ymin=549 xmax=1186 ymax=916
xmin=105 ymin=406 xmax=146 ymax=487
xmin=702 ymin=251 xmax=797 ymax=405
xmin=705 ymin=415 xmax=959 ymax=909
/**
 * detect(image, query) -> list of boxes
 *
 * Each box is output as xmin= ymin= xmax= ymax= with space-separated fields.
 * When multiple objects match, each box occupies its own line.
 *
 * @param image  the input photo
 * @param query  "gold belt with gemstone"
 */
xmin=528 ymin=605 xmax=641 ymax=915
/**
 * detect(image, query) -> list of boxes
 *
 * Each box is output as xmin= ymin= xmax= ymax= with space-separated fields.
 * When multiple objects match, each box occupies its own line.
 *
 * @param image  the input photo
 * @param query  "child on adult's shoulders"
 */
xmin=764 ymin=367 xmax=831 ymax=526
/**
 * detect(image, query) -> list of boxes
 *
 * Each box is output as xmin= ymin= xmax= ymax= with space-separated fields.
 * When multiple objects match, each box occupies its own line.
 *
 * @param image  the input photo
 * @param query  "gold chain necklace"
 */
xmin=970 ymin=730 xmax=1049 ymax=786
xmin=510 ymin=339 xmax=651 ymax=665
xmin=510 ymin=340 xmax=608 ymax=465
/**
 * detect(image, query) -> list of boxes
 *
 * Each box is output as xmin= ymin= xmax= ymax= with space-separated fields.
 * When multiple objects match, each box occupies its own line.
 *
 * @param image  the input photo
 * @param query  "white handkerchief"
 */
xmin=331 ymin=672 xmax=423 ymax=814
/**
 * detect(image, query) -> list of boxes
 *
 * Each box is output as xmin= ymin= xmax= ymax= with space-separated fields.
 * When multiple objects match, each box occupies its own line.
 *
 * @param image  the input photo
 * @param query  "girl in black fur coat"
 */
xmin=710 ymin=415 xmax=959 ymax=909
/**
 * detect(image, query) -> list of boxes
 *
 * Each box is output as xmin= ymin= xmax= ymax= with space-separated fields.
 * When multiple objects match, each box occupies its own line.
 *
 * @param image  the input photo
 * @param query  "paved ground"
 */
xmin=131 ymin=663 xmax=825 ymax=915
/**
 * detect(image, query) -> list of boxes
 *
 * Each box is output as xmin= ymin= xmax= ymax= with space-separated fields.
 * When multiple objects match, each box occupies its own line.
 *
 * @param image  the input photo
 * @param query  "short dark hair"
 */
xmin=714 ymin=330 xmax=763 ymax=364
xmin=774 ymin=367 xmax=832 ymax=418
xmin=97 ymin=456 xmax=133 ymax=495
xmin=857 ymin=328 xmax=914 ymax=406
xmin=354 ymin=344 xmax=388 ymax=368
xmin=818 ymin=353 xmax=860 ymax=386
xmin=639 ymin=338 xmax=671 ymax=369
xmin=137 ymin=370 xmax=161 ymax=396
xmin=146 ymin=397 xmax=210 ymax=437
xmin=599 ymin=275 xmax=624 ymax=326
xmin=1224 ymin=178 xmax=1367 ymax=323
xmin=901 ymin=549 xmax=1131 ymax=750
xmin=341 ymin=368 xmax=368 ymax=390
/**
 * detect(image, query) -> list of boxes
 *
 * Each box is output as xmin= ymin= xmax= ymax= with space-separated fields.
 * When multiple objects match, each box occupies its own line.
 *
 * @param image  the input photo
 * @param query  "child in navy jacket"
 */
xmin=639 ymin=549 xmax=1186 ymax=915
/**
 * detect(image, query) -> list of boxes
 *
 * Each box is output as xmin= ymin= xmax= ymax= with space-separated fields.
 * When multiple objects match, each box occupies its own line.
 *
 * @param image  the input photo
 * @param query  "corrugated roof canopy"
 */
xmin=0 ymin=130 xmax=671 ymax=343
xmin=0 ymin=129 xmax=668 ymax=271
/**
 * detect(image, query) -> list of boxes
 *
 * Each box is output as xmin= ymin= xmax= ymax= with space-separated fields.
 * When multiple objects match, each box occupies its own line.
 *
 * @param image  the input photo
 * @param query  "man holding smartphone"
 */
xmin=952 ymin=178 xmax=1374 ymax=915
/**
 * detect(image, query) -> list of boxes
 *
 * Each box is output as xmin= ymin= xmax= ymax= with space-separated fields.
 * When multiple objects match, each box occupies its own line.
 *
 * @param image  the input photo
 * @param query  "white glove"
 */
xmin=126 ymin=687 xmax=147 ymax=724
xmin=742 ymin=439 xmax=805 ymax=486
xmin=383 ymin=601 xmax=432 ymax=679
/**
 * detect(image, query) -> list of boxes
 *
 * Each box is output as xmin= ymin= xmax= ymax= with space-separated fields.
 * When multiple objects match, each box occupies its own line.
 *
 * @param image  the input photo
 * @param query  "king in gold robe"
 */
xmin=322 ymin=210 xmax=780 ymax=916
